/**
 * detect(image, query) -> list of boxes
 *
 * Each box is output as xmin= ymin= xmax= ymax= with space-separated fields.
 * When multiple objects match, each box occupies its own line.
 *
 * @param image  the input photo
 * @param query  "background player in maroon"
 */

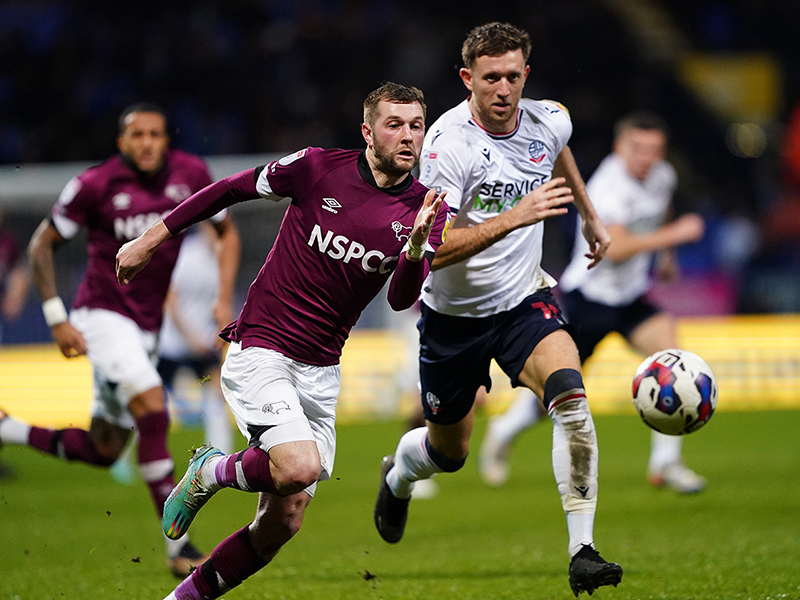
xmin=116 ymin=82 xmax=447 ymax=600
xmin=0 ymin=103 xmax=240 ymax=577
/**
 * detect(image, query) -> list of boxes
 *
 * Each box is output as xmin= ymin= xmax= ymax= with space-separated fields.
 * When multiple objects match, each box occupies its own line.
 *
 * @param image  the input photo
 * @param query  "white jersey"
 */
xmin=560 ymin=153 xmax=677 ymax=305
xmin=158 ymin=228 xmax=221 ymax=359
xmin=419 ymin=98 xmax=572 ymax=317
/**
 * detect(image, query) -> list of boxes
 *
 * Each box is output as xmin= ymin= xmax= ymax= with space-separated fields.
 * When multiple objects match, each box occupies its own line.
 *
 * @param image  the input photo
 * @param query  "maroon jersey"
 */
xmin=51 ymin=149 xmax=214 ymax=332
xmin=224 ymin=148 xmax=448 ymax=366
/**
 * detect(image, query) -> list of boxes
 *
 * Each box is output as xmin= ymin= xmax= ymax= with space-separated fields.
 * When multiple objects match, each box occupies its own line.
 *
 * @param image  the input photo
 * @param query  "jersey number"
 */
xmin=531 ymin=301 xmax=559 ymax=320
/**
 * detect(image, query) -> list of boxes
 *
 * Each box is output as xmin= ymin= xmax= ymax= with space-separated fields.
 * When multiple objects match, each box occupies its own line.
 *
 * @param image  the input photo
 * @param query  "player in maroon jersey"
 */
xmin=116 ymin=82 xmax=447 ymax=600
xmin=0 ymin=103 xmax=240 ymax=577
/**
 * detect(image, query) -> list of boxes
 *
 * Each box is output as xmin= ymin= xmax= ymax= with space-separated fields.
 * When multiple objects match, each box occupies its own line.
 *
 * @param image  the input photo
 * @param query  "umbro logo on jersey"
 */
xmin=322 ymin=197 xmax=342 ymax=214
xmin=481 ymin=148 xmax=491 ymax=162
xmin=112 ymin=193 xmax=131 ymax=210
xmin=528 ymin=140 xmax=547 ymax=164
xmin=391 ymin=221 xmax=412 ymax=242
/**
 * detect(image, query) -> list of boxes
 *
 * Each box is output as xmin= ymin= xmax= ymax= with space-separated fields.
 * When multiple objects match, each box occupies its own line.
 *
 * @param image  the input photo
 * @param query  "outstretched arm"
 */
xmin=604 ymin=214 xmax=705 ymax=263
xmin=553 ymin=145 xmax=610 ymax=269
xmin=117 ymin=169 xmax=258 ymax=285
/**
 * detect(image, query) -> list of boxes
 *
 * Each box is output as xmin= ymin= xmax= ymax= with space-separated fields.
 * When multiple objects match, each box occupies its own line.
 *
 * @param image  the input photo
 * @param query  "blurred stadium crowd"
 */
xmin=1 ymin=0 xmax=800 ymax=344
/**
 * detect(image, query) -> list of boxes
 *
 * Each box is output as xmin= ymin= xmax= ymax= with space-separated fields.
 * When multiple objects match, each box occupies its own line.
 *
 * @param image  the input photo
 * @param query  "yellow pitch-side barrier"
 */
xmin=1 ymin=315 xmax=798 ymax=429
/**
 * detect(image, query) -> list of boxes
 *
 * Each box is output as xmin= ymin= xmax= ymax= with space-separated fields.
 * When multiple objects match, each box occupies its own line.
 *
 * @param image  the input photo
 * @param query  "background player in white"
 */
xmin=0 ymin=103 xmax=240 ymax=577
xmin=372 ymin=23 xmax=622 ymax=597
xmin=158 ymin=222 xmax=234 ymax=454
xmin=480 ymin=112 xmax=707 ymax=493
xmin=116 ymin=82 xmax=448 ymax=600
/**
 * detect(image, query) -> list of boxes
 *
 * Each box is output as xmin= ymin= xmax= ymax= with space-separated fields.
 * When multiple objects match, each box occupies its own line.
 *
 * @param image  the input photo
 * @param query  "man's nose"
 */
xmin=497 ymin=78 xmax=511 ymax=97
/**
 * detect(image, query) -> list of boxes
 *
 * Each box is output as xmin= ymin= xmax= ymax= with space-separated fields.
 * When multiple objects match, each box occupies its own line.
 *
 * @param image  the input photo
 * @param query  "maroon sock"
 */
xmin=135 ymin=410 xmax=175 ymax=517
xmin=214 ymin=447 xmax=280 ymax=494
xmin=174 ymin=526 xmax=267 ymax=600
xmin=28 ymin=427 xmax=115 ymax=466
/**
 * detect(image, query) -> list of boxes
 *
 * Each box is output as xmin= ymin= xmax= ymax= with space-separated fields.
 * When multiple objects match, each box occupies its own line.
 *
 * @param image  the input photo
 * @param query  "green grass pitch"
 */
xmin=1 ymin=410 xmax=798 ymax=599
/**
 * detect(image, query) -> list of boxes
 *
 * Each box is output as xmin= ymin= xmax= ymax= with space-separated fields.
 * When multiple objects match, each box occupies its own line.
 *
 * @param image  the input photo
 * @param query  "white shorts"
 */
xmin=220 ymin=343 xmax=340 ymax=496
xmin=69 ymin=307 xmax=162 ymax=430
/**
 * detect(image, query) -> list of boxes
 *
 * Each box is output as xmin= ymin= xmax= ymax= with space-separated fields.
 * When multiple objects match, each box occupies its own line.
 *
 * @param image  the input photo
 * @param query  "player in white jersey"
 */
xmin=480 ymin=111 xmax=707 ymax=494
xmin=373 ymin=23 xmax=622 ymax=597
xmin=158 ymin=223 xmax=234 ymax=454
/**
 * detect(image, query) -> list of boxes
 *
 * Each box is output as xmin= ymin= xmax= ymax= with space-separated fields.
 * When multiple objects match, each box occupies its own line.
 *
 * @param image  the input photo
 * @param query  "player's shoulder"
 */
xmin=276 ymin=146 xmax=357 ymax=171
xmin=652 ymin=159 xmax=678 ymax=183
xmin=72 ymin=155 xmax=122 ymax=194
xmin=408 ymin=177 xmax=431 ymax=198
xmin=425 ymin=101 xmax=476 ymax=148
xmin=520 ymin=98 xmax=571 ymax=123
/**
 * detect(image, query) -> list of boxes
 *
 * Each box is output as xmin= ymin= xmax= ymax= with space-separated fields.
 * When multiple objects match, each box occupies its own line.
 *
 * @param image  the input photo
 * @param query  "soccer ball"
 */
xmin=632 ymin=349 xmax=718 ymax=435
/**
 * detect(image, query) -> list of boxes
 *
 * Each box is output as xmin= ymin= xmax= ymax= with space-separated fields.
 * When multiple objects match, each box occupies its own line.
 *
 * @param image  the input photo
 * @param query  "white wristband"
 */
xmin=406 ymin=242 xmax=425 ymax=261
xmin=42 ymin=296 xmax=69 ymax=327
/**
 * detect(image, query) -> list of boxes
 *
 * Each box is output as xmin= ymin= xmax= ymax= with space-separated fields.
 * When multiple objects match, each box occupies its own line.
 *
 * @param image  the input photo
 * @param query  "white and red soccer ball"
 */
xmin=632 ymin=349 xmax=718 ymax=435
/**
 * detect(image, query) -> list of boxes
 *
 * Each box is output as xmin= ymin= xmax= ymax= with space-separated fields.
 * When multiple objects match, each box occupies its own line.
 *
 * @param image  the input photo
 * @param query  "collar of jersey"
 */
xmin=468 ymin=109 xmax=522 ymax=140
xmin=357 ymin=151 xmax=414 ymax=196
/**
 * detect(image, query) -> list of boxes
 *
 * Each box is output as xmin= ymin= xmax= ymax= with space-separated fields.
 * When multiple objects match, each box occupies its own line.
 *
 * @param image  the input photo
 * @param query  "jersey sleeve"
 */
xmin=193 ymin=158 xmax=228 ymax=223
xmin=255 ymin=147 xmax=316 ymax=202
xmin=419 ymin=129 xmax=480 ymax=215
xmin=50 ymin=175 xmax=95 ymax=240
xmin=539 ymin=100 xmax=573 ymax=156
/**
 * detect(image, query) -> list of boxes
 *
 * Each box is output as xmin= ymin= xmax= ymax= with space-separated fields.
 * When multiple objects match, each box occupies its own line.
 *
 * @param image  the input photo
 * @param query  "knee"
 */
xmin=88 ymin=422 xmax=129 ymax=463
xmin=272 ymin=458 xmax=321 ymax=496
xmin=426 ymin=436 xmax=467 ymax=472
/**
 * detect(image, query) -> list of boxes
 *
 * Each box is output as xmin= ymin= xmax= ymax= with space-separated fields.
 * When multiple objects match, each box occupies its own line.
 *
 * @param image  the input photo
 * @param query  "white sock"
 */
xmin=203 ymin=391 xmax=233 ymax=454
xmin=0 ymin=415 xmax=31 ymax=445
xmin=163 ymin=593 xmax=178 ymax=600
xmin=387 ymin=427 xmax=442 ymax=499
xmin=164 ymin=533 xmax=189 ymax=559
xmin=490 ymin=388 xmax=543 ymax=445
xmin=566 ymin=513 xmax=595 ymax=556
xmin=648 ymin=430 xmax=683 ymax=473
xmin=550 ymin=400 xmax=598 ymax=556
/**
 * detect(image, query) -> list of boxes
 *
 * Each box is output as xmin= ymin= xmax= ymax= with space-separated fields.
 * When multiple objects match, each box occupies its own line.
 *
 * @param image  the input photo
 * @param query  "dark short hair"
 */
xmin=461 ymin=22 xmax=531 ymax=70
xmin=363 ymin=82 xmax=426 ymax=127
xmin=613 ymin=111 xmax=670 ymax=142
xmin=118 ymin=102 xmax=168 ymax=134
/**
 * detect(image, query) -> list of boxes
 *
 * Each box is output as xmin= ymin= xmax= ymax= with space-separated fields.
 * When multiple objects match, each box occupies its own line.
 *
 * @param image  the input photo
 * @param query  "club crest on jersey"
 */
xmin=322 ymin=197 xmax=342 ymax=214
xmin=112 ymin=193 xmax=131 ymax=210
xmin=165 ymin=183 xmax=192 ymax=203
xmin=528 ymin=141 xmax=546 ymax=164
xmin=391 ymin=221 xmax=412 ymax=242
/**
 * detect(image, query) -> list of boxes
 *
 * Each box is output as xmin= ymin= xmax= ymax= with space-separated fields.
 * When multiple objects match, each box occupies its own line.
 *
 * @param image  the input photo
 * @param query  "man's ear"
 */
xmin=361 ymin=122 xmax=373 ymax=147
xmin=459 ymin=67 xmax=473 ymax=92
